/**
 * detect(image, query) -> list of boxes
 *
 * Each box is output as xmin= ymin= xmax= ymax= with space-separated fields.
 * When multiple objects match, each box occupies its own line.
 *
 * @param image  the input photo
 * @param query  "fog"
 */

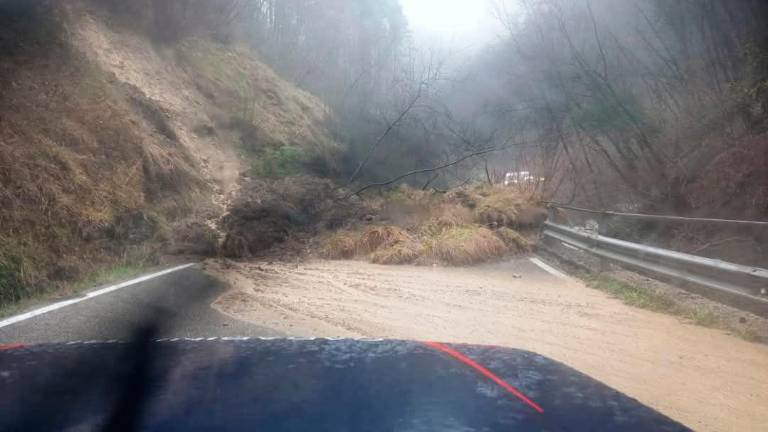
xmin=399 ymin=0 xmax=504 ymax=49
xmin=117 ymin=0 xmax=768 ymax=248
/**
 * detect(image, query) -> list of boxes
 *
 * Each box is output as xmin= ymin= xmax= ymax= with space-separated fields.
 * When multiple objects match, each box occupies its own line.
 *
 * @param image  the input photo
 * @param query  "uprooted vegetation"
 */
xmin=219 ymin=176 xmax=367 ymax=258
xmin=218 ymin=178 xmax=546 ymax=266
xmin=317 ymin=186 xmax=543 ymax=266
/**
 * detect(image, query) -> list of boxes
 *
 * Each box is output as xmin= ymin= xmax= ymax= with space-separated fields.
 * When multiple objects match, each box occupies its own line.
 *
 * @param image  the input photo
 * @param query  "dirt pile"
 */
xmin=216 ymin=181 xmax=545 ymax=265
xmin=217 ymin=181 xmax=545 ymax=266
xmin=317 ymin=185 xmax=546 ymax=266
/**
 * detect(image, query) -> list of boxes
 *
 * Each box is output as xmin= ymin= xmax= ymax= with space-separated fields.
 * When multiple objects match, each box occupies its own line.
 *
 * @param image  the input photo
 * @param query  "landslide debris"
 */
xmin=0 ymin=0 xmax=343 ymax=305
xmin=219 ymin=176 xmax=368 ymax=258
xmin=314 ymin=185 xmax=546 ymax=266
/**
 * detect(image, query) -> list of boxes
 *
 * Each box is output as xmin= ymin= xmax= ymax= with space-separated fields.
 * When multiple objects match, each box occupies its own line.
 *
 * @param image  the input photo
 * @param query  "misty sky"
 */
xmin=399 ymin=0 xmax=505 ymax=49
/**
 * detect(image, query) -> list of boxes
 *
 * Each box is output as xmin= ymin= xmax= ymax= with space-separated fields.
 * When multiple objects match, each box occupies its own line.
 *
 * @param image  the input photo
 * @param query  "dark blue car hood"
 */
xmin=0 ymin=337 xmax=688 ymax=431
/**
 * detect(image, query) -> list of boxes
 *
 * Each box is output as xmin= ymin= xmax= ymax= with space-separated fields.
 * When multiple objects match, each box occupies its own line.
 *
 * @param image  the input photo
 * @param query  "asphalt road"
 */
xmin=0 ymin=265 xmax=280 ymax=344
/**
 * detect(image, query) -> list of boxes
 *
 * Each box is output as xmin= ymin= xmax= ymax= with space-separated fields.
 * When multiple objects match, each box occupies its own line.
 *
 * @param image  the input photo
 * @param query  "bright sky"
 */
xmin=399 ymin=0 xmax=504 ymax=49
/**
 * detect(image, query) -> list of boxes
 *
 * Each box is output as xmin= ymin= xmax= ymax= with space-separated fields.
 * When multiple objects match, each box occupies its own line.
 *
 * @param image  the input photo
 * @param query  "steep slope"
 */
xmin=66 ymin=5 xmax=242 ymax=207
xmin=0 ymin=0 xmax=341 ymax=304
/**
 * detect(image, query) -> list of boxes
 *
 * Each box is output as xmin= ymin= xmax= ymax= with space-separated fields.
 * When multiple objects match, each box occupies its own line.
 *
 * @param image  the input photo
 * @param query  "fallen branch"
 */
xmin=346 ymin=142 xmax=528 ymax=198
xmin=432 ymin=177 xmax=472 ymax=193
xmin=346 ymin=82 xmax=425 ymax=185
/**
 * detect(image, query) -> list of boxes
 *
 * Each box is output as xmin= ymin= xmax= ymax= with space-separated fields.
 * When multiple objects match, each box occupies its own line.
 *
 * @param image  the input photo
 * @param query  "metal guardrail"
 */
xmin=542 ymin=219 xmax=768 ymax=315
xmin=543 ymin=203 xmax=768 ymax=227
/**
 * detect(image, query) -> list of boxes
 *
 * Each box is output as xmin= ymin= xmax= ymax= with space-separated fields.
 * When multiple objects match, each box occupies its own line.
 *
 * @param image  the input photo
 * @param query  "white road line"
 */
xmin=529 ymin=257 xmax=574 ymax=282
xmin=0 ymin=263 xmax=195 ymax=329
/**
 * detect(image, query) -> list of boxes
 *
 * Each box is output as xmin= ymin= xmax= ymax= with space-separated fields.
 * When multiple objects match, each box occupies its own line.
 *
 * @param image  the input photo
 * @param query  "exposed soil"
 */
xmin=67 ymin=4 xmax=243 ymax=209
xmin=205 ymin=257 xmax=768 ymax=432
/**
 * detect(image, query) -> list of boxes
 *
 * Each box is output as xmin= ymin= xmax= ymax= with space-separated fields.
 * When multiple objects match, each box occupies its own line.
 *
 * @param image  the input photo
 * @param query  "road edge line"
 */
xmin=529 ymin=256 xmax=574 ymax=282
xmin=0 ymin=263 xmax=195 ymax=329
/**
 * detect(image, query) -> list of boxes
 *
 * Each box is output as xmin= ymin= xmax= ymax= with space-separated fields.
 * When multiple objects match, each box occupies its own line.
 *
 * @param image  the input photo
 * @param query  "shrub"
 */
xmin=514 ymin=206 xmax=548 ymax=228
xmin=320 ymin=231 xmax=358 ymax=259
xmin=356 ymin=226 xmax=413 ymax=254
xmin=370 ymin=241 xmax=423 ymax=265
xmin=472 ymin=187 xmax=546 ymax=229
xmin=474 ymin=188 xmax=522 ymax=228
xmin=418 ymin=204 xmax=475 ymax=237
xmin=221 ymin=176 xmax=341 ymax=257
xmin=353 ymin=225 xmax=422 ymax=265
xmin=429 ymin=226 xmax=507 ymax=265
xmin=252 ymin=146 xmax=307 ymax=178
xmin=0 ymin=250 xmax=26 ymax=304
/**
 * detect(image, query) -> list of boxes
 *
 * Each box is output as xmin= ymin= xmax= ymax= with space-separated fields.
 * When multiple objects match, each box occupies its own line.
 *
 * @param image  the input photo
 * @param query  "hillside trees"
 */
xmin=245 ymin=0 xmax=456 ymax=184
xmin=476 ymin=0 xmax=768 ymax=218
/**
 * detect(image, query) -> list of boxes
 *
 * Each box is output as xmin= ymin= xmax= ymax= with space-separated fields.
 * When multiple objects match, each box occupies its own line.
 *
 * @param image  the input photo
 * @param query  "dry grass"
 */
xmin=376 ymin=187 xmax=442 ymax=228
xmin=356 ymin=226 xmax=414 ymax=254
xmin=320 ymin=231 xmax=358 ymax=259
xmin=495 ymin=227 xmax=531 ymax=252
xmin=320 ymin=225 xmax=422 ymax=265
xmin=0 ymin=7 xmax=211 ymax=306
xmin=429 ymin=225 xmax=508 ymax=265
xmin=370 ymin=241 xmax=423 ymax=265
xmin=315 ymin=185 xmax=546 ymax=267
xmin=418 ymin=204 xmax=475 ymax=237
xmin=469 ymin=186 xmax=547 ymax=229
xmin=176 ymin=38 xmax=342 ymax=168
xmin=476 ymin=195 xmax=519 ymax=227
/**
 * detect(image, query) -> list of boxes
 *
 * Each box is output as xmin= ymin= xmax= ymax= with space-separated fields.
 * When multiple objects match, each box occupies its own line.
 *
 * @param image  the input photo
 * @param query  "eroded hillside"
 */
xmin=0 ymin=0 xmax=341 ymax=303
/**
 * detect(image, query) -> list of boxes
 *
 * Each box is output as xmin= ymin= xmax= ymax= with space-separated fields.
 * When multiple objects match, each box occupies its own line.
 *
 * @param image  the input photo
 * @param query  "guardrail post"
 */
xmin=547 ymin=205 xmax=556 ymax=224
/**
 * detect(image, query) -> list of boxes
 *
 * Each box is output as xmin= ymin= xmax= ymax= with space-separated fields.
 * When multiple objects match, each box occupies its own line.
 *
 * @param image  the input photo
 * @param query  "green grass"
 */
xmin=0 ymin=250 xmax=26 ymax=305
xmin=72 ymin=264 xmax=147 ymax=292
xmin=251 ymin=145 xmax=308 ymax=178
xmin=590 ymin=277 xmax=677 ymax=313
xmin=588 ymin=275 xmax=763 ymax=344
xmin=682 ymin=309 xmax=722 ymax=327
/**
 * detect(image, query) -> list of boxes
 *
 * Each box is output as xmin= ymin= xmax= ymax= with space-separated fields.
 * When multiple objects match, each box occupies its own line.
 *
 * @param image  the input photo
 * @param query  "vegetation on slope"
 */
xmin=0 ymin=1 xmax=345 ymax=306
xmin=0 ymin=1 xmax=205 ymax=302
xmin=175 ymin=38 xmax=343 ymax=178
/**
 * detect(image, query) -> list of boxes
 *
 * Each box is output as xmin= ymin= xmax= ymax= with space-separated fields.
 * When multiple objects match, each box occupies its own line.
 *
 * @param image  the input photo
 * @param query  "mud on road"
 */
xmin=205 ymin=258 xmax=768 ymax=432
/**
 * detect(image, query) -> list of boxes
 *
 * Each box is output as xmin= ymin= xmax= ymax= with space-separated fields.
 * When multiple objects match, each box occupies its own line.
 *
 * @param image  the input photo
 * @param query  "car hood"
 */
xmin=0 ymin=337 xmax=688 ymax=431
